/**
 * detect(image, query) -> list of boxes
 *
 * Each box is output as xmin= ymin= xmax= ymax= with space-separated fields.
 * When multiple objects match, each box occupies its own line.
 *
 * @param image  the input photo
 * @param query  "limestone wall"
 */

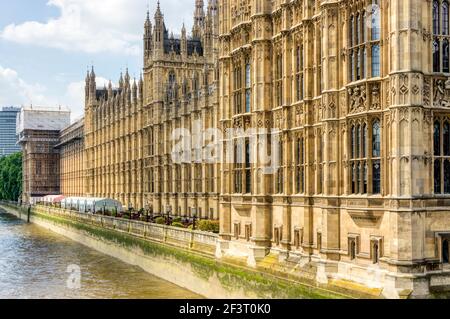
xmin=0 ymin=203 xmax=346 ymax=299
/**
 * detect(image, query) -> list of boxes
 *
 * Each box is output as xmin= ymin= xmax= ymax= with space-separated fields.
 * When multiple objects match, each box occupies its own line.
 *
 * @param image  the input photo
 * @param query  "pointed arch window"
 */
xmin=434 ymin=40 xmax=441 ymax=73
xmin=275 ymin=53 xmax=283 ymax=106
xmin=350 ymin=119 xmax=382 ymax=195
xmin=444 ymin=121 xmax=450 ymax=156
xmin=444 ymin=40 xmax=450 ymax=73
xmin=435 ymin=121 xmax=442 ymax=156
xmin=295 ymin=45 xmax=304 ymax=101
xmin=233 ymin=64 xmax=242 ymax=114
xmin=295 ymin=137 xmax=306 ymax=194
xmin=245 ymin=139 xmax=251 ymax=194
xmin=433 ymin=120 xmax=450 ymax=194
xmin=372 ymin=120 xmax=381 ymax=158
xmin=434 ymin=1 xmax=441 ymax=35
xmin=355 ymin=14 xmax=361 ymax=44
xmin=245 ymin=59 xmax=251 ymax=113
xmin=372 ymin=45 xmax=380 ymax=77
xmin=444 ymin=1 xmax=450 ymax=35
xmin=433 ymin=1 xmax=450 ymax=73
xmin=349 ymin=5 xmax=380 ymax=82
xmin=371 ymin=0 xmax=381 ymax=40
xmin=233 ymin=141 xmax=243 ymax=194
xmin=349 ymin=16 xmax=354 ymax=47
xmin=276 ymin=139 xmax=284 ymax=194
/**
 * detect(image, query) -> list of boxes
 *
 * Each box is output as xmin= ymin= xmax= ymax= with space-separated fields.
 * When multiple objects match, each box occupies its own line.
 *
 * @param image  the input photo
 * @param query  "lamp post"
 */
xmin=166 ymin=206 xmax=171 ymax=226
xmin=128 ymin=203 xmax=133 ymax=220
xmin=145 ymin=204 xmax=149 ymax=223
xmin=192 ymin=208 xmax=197 ymax=231
xmin=103 ymin=203 xmax=106 ymax=216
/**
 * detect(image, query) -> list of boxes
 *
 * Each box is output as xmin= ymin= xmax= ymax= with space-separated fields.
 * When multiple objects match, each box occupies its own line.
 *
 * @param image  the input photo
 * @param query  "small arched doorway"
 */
xmin=443 ymin=239 xmax=450 ymax=264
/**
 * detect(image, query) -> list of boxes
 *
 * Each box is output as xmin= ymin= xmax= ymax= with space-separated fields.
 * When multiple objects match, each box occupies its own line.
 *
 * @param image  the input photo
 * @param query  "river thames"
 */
xmin=0 ymin=210 xmax=201 ymax=299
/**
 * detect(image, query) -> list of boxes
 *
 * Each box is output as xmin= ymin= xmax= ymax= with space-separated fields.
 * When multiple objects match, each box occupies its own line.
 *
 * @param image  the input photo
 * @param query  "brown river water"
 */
xmin=0 ymin=211 xmax=202 ymax=299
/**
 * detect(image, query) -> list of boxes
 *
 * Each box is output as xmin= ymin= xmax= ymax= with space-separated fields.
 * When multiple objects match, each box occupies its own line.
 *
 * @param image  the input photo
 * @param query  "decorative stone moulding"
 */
xmin=347 ymin=209 xmax=384 ymax=228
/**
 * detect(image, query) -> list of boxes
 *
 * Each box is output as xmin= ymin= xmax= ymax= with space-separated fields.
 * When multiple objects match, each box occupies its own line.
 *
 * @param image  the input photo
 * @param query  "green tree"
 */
xmin=0 ymin=152 xmax=22 ymax=201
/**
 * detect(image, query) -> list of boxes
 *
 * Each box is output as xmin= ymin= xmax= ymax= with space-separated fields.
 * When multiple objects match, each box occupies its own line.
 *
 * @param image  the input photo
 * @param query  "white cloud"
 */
xmin=0 ymin=65 xmax=56 ymax=106
xmin=0 ymin=64 xmax=114 ymax=122
xmin=1 ymin=0 xmax=195 ymax=55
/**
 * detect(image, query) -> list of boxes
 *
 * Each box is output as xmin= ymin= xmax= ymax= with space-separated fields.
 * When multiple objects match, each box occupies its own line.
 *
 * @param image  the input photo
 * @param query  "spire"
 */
xmin=132 ymin=78 xmax=137 ymax=102
xmin=89 ymin=66 xmax=96 ymax=103
xmin=193 ymin=0 xmax=205 ymax=38
xmin=155 ymin=0 xmax=163 ymax=21
xmin=90 ymin=66 xmax=96 ymax=80
xmin=139 ymin=73 xmax=144 ymax=100
xmin=181 ymin=23 xmax=187 ymax=56
xmin=153 ymin=0 xmax=165 ymax=54
xmin=125 ymin=68 xmax=130 ymax=87
xmin=119 ymin=72 xmax=124 ymax=89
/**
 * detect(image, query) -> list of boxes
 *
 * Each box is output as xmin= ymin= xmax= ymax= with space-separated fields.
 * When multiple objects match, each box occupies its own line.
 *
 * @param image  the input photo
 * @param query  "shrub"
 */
xmin=198 ymin=220 xmax=220 ymax=233
xmin=171 ymin=222 xmax=185 ymax=228
xmin=173 ymin=217 xmax=182 ymax=223
xmin=155 ymin=217 xmax=166 ymax=225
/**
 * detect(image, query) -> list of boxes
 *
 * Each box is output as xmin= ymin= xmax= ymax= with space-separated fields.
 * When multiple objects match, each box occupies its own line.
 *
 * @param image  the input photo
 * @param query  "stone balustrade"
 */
xmin=33 ymin=205 xmax=219 ymax=255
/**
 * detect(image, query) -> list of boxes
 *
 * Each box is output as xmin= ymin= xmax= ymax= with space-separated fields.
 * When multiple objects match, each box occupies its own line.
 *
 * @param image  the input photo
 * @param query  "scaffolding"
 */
xmin=17 ymin=106 xmax=71 ymax=203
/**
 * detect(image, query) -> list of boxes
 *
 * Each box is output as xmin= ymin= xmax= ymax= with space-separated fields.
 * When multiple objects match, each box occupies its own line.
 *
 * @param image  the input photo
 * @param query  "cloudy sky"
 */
xmin=0 ymin=0 xmax=195 ymax=120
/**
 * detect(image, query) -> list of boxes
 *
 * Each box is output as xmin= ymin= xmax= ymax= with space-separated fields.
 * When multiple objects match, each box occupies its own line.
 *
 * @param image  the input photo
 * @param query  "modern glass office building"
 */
xmin=0 ymin=107 xmax=21 ymax=157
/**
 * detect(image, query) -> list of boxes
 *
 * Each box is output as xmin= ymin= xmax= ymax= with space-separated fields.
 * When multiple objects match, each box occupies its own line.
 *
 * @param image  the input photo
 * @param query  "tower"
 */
xmin=192 ymin=0 xmax=205 ymax=39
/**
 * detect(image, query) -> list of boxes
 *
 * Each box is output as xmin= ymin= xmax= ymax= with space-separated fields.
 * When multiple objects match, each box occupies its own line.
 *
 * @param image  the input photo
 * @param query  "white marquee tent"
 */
xmin=61 ymin=197 xmax=123 ymax=213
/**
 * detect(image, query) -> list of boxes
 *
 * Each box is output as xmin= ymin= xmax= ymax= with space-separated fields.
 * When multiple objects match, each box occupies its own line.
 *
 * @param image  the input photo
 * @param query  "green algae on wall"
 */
xmin=29 ymin=209 xmax=346 ymax=299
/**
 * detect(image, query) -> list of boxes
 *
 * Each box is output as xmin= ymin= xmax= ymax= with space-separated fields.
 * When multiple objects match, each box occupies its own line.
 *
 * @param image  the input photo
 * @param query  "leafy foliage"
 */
xmin=198 ymin=220 xmax=220 ymax=233
xmin=0 ymin=152 xmax=22 ymax=201
xmin=155 ymin=217 xmax=166 ymax=225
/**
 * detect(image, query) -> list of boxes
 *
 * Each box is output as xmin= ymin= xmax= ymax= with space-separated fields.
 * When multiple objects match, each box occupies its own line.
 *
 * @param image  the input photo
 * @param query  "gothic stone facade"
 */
xmin=25 ymin=0 xmax=450 ymax=297
xmin=215 ymin=0 xmax=450 ymax=298
xmin=79 ymin=1 xmax=220 ymax=215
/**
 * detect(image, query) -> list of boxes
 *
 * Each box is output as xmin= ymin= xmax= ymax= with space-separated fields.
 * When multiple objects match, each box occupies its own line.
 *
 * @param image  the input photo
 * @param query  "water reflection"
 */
xmin=0 ymin=211 xmax=202 ymax=299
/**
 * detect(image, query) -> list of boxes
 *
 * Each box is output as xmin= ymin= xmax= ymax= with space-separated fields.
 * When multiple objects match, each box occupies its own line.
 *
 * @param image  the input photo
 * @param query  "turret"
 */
xmin=89 ymin=66 xmax=96 ymax=103
xmin=119 ymin=72 xmax=124 ymax=89
xmin=85 ymin=69 xmax=90 ymax=106
xmin=124 ymin=69 xmax=131 ymax=105
xmin=204 ymin=7 xmax=213 ymax=59
xmin=181 ymin=23 xmax=187 ymax=57
xmin=192 ymin=0 xmax=205 ymax=39
xmin=132 ymin=79 xmax=138 ymax=103
xmin=153 ymin=1 xmax=165 ymax=55
xmin=138 ymin=74 xmax=144 ymax=101
xmin=108 ymin=80 xmax=113 ymax=99
xmin=207 ymin=0 xmax=219 ymax=38
xmin=144 ymin=10 xmax=153 ymax=58
xmin=124 ymin=68 xmax=131 ymax=89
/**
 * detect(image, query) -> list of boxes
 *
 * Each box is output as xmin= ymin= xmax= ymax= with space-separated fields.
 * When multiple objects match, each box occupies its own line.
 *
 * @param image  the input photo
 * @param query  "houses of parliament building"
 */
xmin=20 ymin=0 xmax=450 ymax=297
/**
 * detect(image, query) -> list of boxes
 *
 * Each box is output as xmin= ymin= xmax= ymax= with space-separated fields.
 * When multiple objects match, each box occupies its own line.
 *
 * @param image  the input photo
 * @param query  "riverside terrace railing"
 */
xmin=0 ymin=202 xmax=218 ymax=256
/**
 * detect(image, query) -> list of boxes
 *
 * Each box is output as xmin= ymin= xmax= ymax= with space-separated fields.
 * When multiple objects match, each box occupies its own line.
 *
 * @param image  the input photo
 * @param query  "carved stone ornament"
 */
xmin=348 ymin=85 xmax=367 ymax=114
xmin=433 ymin=78 xmax=450 ymax=107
